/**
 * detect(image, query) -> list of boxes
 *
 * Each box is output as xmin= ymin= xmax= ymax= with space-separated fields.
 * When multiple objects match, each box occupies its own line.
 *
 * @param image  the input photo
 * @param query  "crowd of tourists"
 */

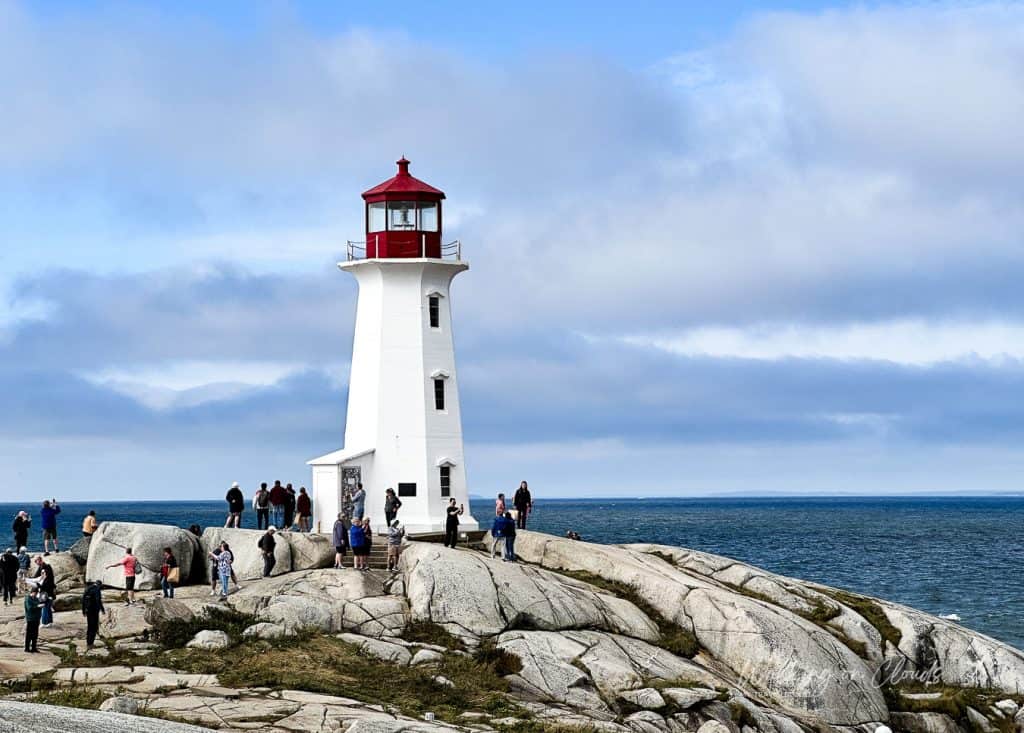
xmin=226 ymin=481 xmax=313 ymax=532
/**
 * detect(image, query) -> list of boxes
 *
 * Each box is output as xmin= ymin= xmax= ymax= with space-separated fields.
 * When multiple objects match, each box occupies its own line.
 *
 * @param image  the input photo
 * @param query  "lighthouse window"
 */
xmin=440 ymin=466 xmax=451 ymax=497
xmin=419 ymin=202 xmax=438 ymax=232
xmin=388 ymin=201 xmax=416 ymax=230
xmin=434 ymin=378 xmax=446 ymax=410
xmin=368 ymin=202 xmax=386 ymax=233
xmin=428 ymin=296 xmax=440 ymax=328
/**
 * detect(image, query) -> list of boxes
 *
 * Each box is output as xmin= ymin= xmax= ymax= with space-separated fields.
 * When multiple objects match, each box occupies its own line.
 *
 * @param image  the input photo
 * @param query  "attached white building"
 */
xmin=309 ymin=159 xmax=479 ymax=534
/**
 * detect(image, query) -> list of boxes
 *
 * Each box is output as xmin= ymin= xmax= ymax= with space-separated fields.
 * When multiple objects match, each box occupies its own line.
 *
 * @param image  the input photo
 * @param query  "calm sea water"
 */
xmin=1 ymin=496 xmax=1020 ymax=649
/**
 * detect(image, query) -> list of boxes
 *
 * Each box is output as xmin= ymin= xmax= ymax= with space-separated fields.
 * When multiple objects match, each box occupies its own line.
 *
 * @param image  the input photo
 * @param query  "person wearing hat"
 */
xmin=81 ymin=580 xmax=105 ymax=649
xmin=225 ymin=482 xmax=245 ymax=529
xmin=386 ymin=520 xmax=405 ymax=572
xmin=257 ymin=526 xmax=277 ymax=577
xmin=12 ymin=511 xmax=30 ymax=552
xmin=0 ymin=548 xmax=18 ymax=605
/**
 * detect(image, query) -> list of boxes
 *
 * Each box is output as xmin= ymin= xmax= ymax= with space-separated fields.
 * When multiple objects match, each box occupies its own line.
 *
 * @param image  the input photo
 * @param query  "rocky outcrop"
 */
xmin=144 ymin=597 xmax=194 ymax=626
xmin=30 ymin=551 xmax=84 ymax=593
xmin=400 ymin=543 xmax=660 ymax=645
xmin=200 ymin=527 xmax=291 ymax=581
xmin=68 ymin=534 xmax=92 ymax=565
xmin=283 ymin=530 xmax=335 ymax=570
xmin=0 ymin=700 xmax=214 ymax=732
xmin=86 ymin=522 xmax=200 ymax=590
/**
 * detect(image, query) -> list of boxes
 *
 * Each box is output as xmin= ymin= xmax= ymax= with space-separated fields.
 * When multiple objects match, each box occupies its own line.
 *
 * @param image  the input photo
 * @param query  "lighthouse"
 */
xmin=308 ymin=158 xmax=479 ymax=535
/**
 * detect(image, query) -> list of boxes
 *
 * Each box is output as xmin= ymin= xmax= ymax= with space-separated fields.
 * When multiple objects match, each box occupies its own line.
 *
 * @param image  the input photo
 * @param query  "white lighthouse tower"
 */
xmin=308 ymin=158 xmax=479 ymax=534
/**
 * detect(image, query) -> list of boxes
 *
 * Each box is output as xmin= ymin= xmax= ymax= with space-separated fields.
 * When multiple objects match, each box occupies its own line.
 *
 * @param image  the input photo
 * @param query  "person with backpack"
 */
xmin=257 ymin=527 xmax=277 ymax=577
xmin=106 ymin=547 xmax=139 ymax=606
xmin=225 ymin=482 xmax=245 ymax=528
xmin=40 ymin=499 xmax=61 ymax=554
xmin=159 ymin=547 xmax=178 ymax=598
xmin=1 ymin=548 xmax=18 ymax=605
xmin=81 ymin=580 xmax=105 ymax=649
xmin=332 ymin=513 xmax=350 ymax=569
xmin=384 ymin=488 xmax=402 ymax=527
xmin=24 ymin=587 xmax=41 ymax=653
xmin=253 ymin=483 xmax=270 ymax=530
xmin=502 ymin=511 xmax=517 ymax=562
xmin=12 ymin=511 xmax=30 ymax=552
xmin=513 ymin=481 xmax=533 ymax=530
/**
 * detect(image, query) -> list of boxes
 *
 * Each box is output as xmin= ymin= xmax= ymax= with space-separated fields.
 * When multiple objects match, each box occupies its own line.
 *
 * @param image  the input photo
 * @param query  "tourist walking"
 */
xmin=502 ymin=512 xmax=517 ymax=562
xmin=269 ymin=481 xmax=286 ymax=528
xmin=258 ymin=527 xmax=277 ymax=577
xmin=495 ymin=493 xmax=506 ymax=517
xmin=284 ymin=484 xmax=297 ymax=530
xmin=384 ymin=488 xmax=402 ymax=527
xmin=81 ymin=580 xmax=105 ymax=649
xmin=16 ymin=547 xmax=30 ymax=593
xmin=513 ymin=481 xmax=532 ymax=530
xmin=253 ymin=483 xmax=270 ymax=530
xmin=225 ymin=482 xmax=245 ymax=528
xmin=24 ymin=587 xmax=41 ymax=653
xmin=333 ymin=513 xmax=350 ymax=568
xmin=1 ymin=548 xmax=18 ymax=604
xmin=105 ymin=547 xmax=139 ymax=606
xmin=444 ymin=499 xmax=463 ymax=548
xmin=40 ymin=500 xmax=61 ymax=554
xmin=296 ymin=487 xmax=312 ymax=532
xmin=351 ymin=483 xmax=366 ymax=521
xmin=12 ymin=511 xmax=30 ymax=551
xmin=349 ymin=519 xmax=367 ymax=571
xmin=160 ymin=548 xmax=178 ymax=598
xmin=386 ymin=520 xmax=405 ymax=571
xmin=35 ymin=556 xmax=56 ymax=626
xmin=211 ymin=542 xmax=234 ymax=600
xmin=81 ymin=510 xmax=99 ymax=537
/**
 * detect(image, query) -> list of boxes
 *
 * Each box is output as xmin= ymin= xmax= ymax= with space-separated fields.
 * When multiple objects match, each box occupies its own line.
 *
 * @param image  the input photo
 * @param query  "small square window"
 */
xmin=440 ymin=466 xmax=451 ymax=497
xmin=434 ymin=379 xmax=445 ymax=410
xmin=398 ymin=482 xmax=417 ymax=497
xmin=428 ymin=296 xmax=440 ymax=328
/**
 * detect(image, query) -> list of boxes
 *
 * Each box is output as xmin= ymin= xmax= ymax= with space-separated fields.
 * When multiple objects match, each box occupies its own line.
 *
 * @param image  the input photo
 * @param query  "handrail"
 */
xmin=345 ymin=238 xmax=462 ymax=261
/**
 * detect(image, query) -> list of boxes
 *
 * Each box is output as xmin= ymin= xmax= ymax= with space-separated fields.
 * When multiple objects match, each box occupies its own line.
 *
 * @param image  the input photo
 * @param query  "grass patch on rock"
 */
xmin=820 ymin=588 xmax=902 ymax=649
xmin=885 ymin=683 xmax=1024 ymax=733
xmin=151 ymin=605 xmax=257 ymax=649
xmin=31 ymin=686 xmax=108 ymax=710
xmin=402 ymin=619 xmax=465 ymax=651
xmin=555 ymin=569 xmax=700 ymax=658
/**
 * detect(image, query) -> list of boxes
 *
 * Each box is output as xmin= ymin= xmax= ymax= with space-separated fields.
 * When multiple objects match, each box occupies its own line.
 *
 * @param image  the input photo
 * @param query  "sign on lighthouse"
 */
xmin=308 ymin=159 xmax=479 ymax=534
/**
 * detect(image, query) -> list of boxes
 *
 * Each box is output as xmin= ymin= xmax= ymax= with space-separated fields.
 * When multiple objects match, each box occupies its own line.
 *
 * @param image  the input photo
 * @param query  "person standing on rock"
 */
xmin=1 ymin=548 xmax=18 ymax=605
xmin=159 ymin=547 xmax=178 ymax=598
xmin=349 ymin=519 xmax=366 ymax=571
xmin=444 ymin=499 xmax=463 ymax=548
xmin=81 ymin=510 xmax=98 ymax=537
xmin=81 ymin=580 xmax=105 ymax=649
xmin=225 ymin=482 xmax=245 ymax=529
xmin=23 ymin=587 xmax=41 ymax=653
xmin=495 ymin=493 xmax=506 ymax=517
xmin=502 ymin=512 xmax=517 ymax=562
xmin=333 ymin=513 xmax=350 ymax=568
xmin=106 ymin=547 xmax=139 ymax=606
xmin=258 ymin=527 xmax=277 ymax=577
xmin=16 ymin=547 xmax=30 ymax=593
xmin=211 ymin=541 xmax=234 ymax=600
xmin=40 ymin=500 xmax=60 ymax=555
xmin=269 ymin=480 xmax=286 ymax=528
xmin=296 ymin=487 xmax=312 ymax=532
xmin=490 ymin=512 xmax=505 ymax=559
xmin=351 ymin=483 xmax=366 ymax=521
xmin=283 ymin=484 xmax=297 ymax=530
xmin=386 ymin=520 xmax=405 ymax=572
xmin=384 ymin=488 xmax=402 ymax=527
xmin=513 ymin=481 xmax=532 ymax=530
xmin=34 ymin=555 xmax=56 ymax=626
xmin=12 ymin=511 xmax=31 ymax=552
xmin=253 ymin=483 xmax=270 ymax=530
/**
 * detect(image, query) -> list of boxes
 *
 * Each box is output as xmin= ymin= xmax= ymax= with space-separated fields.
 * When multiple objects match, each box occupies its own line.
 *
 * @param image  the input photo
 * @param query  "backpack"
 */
xmin=132 ymin=558 xmax=141 ymax=575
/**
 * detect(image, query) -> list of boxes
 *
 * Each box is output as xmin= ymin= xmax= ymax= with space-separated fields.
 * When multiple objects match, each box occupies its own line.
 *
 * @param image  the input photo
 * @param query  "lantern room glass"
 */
xmin=388 ymin=201 xmax=416 ymax=230
xmin=368 ymin=202 xmax=386 ymax=233
xmin=419 ymin=202 xmax=438 ymax=232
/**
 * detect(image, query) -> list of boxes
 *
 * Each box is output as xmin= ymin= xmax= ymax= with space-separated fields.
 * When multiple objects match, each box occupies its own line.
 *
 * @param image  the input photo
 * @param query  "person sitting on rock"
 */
xmin=105 ymin=547 xmax=138 ymax=606
xmin=333 ymin=513 xmax=350 ymax=569
xmin=81 ymin=580 xmax=105 ymax=650
xmin=258 ymin=527 xmax=277 ymax=577
xmin=386 ymin=520 xmax=405 ymax=572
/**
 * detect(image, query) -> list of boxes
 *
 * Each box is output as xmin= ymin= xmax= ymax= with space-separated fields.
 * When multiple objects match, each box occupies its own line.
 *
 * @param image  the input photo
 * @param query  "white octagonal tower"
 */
xmin=309 ymin=158 xmax=479 ymax=535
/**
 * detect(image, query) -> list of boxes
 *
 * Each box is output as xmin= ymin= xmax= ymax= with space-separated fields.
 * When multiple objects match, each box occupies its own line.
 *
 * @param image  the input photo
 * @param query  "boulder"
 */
xmin=697 ymin=721 xmax=732 ymax=733
xmin=144 ymin=597 xmax=195 ymax=627
xmin=86 ymin=522 xmax=200 ymax=590
xmin=0 ymin=700 xmax=215 ymax=732
xmin=890 ymin=712 xmax=962 ymax=733
xmin=401 ymin=543 xmax=659 ymax=645
xmin=30 ymin=552 xmax=84 ymax=593
xmin=242 ymin=622 xmax=289 ymax=640
xmin=186 ymin=630 xmax=230 ymax=650
xmin=337 ymin=632 xmax=413 ymax=665
xmin=411 ymin=648 xmax=444 ymax=666
xmin=99 ymin=696 xmax=139 ymax=715
xmin=661 ymin=687 xmax=721 ymax=709
xmin=200 ymin=527 xmax=290 ymax=581
xmin=618 ymin=688 xmax=666 ymax=710
xmin=68 ymin=535 xmax=92 ymax=565
xmin=284 ymin=531 xmax=335 ymax=570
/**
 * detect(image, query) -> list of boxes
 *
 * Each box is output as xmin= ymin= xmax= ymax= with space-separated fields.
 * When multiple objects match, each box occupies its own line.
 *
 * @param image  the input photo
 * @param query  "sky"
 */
xmin=3 ymin=0 xmax=1024 ymax=501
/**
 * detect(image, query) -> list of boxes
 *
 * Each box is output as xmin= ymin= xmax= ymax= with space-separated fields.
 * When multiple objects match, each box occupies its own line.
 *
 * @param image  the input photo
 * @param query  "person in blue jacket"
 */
xmin=40 ymin=500 xmax=61 ymax=555
xmin=501 ymin=512 xmax=517 ymax=562
xmin=490 ymin=514 xmax=504 ymax=559
xmin=349 ymin=520 xmax=367 ymax=571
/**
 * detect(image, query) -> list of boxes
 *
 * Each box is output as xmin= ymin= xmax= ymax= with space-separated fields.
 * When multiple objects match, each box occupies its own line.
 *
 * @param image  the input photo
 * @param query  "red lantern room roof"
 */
xmin=361 ymin=157 xmax=446 ymax=201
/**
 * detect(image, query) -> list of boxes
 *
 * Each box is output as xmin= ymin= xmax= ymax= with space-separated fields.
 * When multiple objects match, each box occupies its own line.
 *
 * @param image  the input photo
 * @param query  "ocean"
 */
xmin=2 ymin=496 xmax=1020 ymax=649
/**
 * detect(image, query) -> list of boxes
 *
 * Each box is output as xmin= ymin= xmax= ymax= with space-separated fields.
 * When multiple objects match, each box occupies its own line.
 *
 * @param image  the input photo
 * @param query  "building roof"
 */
xmin=306 ymin=446 xmax=375 ymax=466
xmin=361 ymin=158 xmax=446 ymax=200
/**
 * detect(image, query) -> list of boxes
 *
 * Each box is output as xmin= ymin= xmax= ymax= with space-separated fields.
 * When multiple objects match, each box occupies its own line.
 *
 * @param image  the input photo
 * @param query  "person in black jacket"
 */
xmin=12 ymin=512 xmax=30 ymax=551
xmin=81 ymin=580 xmax=105 ymax=649
xmin=225 ymin=482 xmax=245 ymax=528
xmin=257 ymin=527 xmax=277 ymax=577
xmin=0 ymin=548 xmax=18 ymax=605
xmin=513 ymin=481 xmax=532 ymax=530
xmin=283 ymin=484 xmax=296 ymax=530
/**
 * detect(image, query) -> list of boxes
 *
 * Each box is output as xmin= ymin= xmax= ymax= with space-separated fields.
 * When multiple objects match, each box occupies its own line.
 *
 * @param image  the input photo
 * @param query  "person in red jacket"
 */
xmin=268 ymin=480 xmax=286 ymax=528
xmin=296 ymin=487 xmax=312 ymax=532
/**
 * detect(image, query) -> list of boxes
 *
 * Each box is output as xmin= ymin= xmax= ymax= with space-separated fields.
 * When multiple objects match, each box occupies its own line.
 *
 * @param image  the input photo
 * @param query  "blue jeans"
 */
xmin=504 ymin=536 xmax=516 ymax=561
xmin=161 ymin=577 xmax=174 ymax=598
xmin=353 ymin=502 xmax=365 ymax=521
xmin=41 ymin=599 xmax=53 ymax=625
xmin=219 ymin=571 xmax=230 ymax=597
xmin=271 ymin=505 xmax=284 ymax=528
